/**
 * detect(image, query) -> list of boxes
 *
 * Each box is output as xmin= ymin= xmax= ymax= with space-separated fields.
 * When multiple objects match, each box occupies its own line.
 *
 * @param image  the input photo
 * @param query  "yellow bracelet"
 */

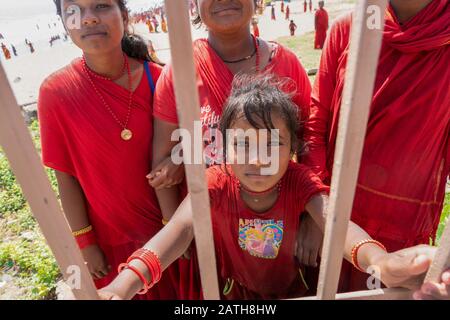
xmin=72 ymin=225 xmax=93 ymax=237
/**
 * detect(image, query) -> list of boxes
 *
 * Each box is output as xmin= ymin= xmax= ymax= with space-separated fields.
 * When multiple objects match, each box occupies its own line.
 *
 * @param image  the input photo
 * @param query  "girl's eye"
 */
xmin=96 ymin=4 xmax=110 ymax=9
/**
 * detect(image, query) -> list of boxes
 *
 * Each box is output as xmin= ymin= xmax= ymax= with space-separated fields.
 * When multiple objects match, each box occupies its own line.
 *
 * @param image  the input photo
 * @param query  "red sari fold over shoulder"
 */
xmin=38 ymin=59 xmax=178 ymax=298
xmin=303 ymin=0 xmax=450 ymax=291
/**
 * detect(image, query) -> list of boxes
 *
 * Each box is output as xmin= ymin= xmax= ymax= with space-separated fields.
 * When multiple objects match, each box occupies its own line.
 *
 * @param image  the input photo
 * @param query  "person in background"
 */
xmin=289 ymin=20 xmax=298 ymax=36
xmin=314 ymin=1 xmax=328 ymax=49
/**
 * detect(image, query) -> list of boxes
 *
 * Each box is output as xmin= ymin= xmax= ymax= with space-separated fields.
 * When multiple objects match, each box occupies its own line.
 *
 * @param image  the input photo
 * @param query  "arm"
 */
xmin=148 ymin=118 xmax=185 ymax=221
xmin=99 ymin=195 xmax=194 ymax=300
xmin=306 ymin=193 xmax=436 ymax=290
xmin=55 ymin=171 xmax=110 ymax=279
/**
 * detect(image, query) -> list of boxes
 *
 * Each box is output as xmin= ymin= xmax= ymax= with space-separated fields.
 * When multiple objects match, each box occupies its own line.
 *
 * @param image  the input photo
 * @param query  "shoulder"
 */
xmin=285 ymin=161 xmax=325 ymax=186
xmin=330 ymin=12 xmax=352 ymax=40
xmin=206 ymin=165 xmax=233 ymax=193
xmin=40 ymin=58 xmax=81 ymax=94
xmin=38 ymin=58 xmax=82 ymax=112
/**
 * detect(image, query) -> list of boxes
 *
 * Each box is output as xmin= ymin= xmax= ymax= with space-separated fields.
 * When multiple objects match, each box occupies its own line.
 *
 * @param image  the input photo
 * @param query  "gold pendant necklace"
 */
xmin=121 ymin=129 xmax=133 ymax=141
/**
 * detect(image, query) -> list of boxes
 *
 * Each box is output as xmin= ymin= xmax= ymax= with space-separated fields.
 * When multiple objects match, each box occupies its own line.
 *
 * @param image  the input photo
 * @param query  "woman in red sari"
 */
xmin=303 ymin=0 xmax=450 ymax=298
xmin=147 ymin=0 xmax=312 ymax=299
xmin=38 ymin=0 xmax=178 ymax=299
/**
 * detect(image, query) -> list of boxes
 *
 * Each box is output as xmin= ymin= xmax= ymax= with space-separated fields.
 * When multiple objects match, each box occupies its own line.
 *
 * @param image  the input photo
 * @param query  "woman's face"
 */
xmin=229 ymin=112 xmax=292 ymax=193
xmin=60 ymin=0 xmax=126 ymax=55
xmin=198 ymin=0 xmax=255 ymax=34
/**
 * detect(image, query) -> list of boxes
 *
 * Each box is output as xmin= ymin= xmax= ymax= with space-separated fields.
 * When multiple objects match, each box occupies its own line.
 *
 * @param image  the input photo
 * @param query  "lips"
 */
xmin=81 ymin=31 xmax=108 ymax=39
xmin=212 ymin=5 xmax=242 ymax=14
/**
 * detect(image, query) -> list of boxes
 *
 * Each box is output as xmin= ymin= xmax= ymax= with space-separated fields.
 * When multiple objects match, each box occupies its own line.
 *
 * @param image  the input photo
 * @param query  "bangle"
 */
xmin=118 ymin=263 xmax=149 ymax=295
xmin=75 ymin=230 xmax=97 ymax=249
xmin=127 ymin=248 xmax=162 ymax=287
xmin=72 ymin=225 xmax=93 ymax=237
xmin=351 ymin=239 xmax=387 ymax=273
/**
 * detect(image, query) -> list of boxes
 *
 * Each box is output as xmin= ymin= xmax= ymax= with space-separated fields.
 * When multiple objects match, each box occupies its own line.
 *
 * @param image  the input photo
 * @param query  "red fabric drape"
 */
xmin=304 ymin=0 xmax=450 ymax=291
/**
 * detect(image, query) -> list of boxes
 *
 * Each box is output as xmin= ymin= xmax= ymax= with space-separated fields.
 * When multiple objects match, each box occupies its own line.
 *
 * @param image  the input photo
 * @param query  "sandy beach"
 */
xmin=0 ymin=0 xmax=353 ymax=108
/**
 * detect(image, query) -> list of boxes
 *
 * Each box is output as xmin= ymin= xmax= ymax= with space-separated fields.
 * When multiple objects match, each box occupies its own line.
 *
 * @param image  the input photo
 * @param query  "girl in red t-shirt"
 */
xmin=99 ymin=75 xmax=438 ymax=300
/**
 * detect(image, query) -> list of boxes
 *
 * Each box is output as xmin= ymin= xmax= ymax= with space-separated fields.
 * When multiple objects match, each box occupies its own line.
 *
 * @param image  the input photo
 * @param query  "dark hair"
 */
xmin=192 ymin=0 xmax=259 ymax=27
xmin=53 ymin=0 xmax=161 ymax=64
xmin=219 ymin=74 xmax=304 ymax=164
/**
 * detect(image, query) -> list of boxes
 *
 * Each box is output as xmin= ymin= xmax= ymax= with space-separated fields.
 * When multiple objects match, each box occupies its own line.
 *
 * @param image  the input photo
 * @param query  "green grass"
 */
xmin=437 ymin=193 xmax=450 ymax=246
xmin=277 ymin=31 xmax=322 ymax=83
xmin=0 ymin=120 xmax=60 ymax=300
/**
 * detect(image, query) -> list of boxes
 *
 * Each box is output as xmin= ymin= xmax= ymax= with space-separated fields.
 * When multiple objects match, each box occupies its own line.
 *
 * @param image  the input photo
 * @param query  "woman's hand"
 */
xmin=370 ymin=244 xmax=436 ymax=290
xmin=147 ymin=156 xmax=185 ymax=190
xmin=82 ymin=244 xmax=111 ymax=280
xmin=413 ymin=269 xmax=450 ymax=300
xmin=296 ymin=213 xmax=323 ymax=267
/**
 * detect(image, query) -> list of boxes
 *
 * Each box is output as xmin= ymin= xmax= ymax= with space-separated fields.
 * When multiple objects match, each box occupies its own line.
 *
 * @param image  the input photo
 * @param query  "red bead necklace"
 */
xmin=82 ymin=53 xmax=134 ymax=141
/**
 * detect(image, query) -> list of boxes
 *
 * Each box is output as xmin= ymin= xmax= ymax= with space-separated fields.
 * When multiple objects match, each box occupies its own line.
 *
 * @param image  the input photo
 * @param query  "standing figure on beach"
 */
xmin=152 ymin=16 xmax=160 ymax=33
xmin=161 ymin=16 xmax=168 ymax=33
xmin=285 ymin=4 xmax=290 ymax=20
xmin=314 ymin=1 xmax=328 ymax=49
xmin=11 ymin=44 xmax=17 ymax=57
xmin=309 ymin=0 xmax=313 ymax=12
xmin=304 ymin=0 xmax=307 ymax=13
xmin=281 ymin=1 xmax=284 ymax=13
xmin=289 ymin=20 xmax=297 ymax=36
xmin=38 ymin=0 xmax=178 ymax=300
xmin=1 ymin=43 xmax=11 ymax=60
xmin=27 ymin=41 xmax=35 ymax=54
xmin=271 ymin=5 xmax=276 ymax=20
xmin=147 ymin=19 xmax=155 ymax=33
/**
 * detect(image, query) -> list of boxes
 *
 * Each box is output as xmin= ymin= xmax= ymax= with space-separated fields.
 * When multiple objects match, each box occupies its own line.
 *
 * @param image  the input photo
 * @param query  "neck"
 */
xmin=83 ymin=48 xmax=125 ymax=79
xmin=390 ymin=0 xmax=433 ymax=23
xmin=208 ymin=28 xmax=254 ymax=61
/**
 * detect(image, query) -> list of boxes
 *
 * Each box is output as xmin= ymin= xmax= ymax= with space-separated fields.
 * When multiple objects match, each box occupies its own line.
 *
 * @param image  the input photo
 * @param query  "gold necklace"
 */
xmin=82 ymin=54 xmax=134 ymax=141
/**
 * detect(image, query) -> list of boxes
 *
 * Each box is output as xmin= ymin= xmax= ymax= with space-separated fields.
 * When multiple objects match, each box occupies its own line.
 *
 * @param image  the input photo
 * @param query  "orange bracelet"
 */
xmin=128 ymin=248 xmax=162 ymax=285
xmin=351 ymin=239 xmax=387 ymax=273
xmin=118 ymin=263 xmax=149 ymax=295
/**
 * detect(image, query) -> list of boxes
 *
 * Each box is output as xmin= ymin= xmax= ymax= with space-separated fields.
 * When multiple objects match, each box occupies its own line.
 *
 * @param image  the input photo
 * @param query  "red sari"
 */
xmin=153 ymin=39 xmax=312 ymax=299
xmin=304 ymin=0 xmax=450 ymax=292
xmin=207 ymin=162 xmax=329 ymax=299
xmin=314 ymin=8 xmax=329 ymax=49
xmin=38 ymin=58 xmax=179 ymax=299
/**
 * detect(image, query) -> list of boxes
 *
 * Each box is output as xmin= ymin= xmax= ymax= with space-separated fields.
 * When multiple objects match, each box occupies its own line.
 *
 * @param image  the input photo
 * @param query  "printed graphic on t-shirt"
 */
xmin=238 ymin=218 xmax=284 ymax=259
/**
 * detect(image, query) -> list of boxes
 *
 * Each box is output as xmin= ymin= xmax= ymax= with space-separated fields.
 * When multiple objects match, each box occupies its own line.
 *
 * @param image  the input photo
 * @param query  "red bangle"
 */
xmin=75 ymin=230 xmax=97 ymax=249
xmin=118 ymin=263 xmax=149 ymax=295
xmin=127 ymin=248 xmax=162 ymax=286
xmin=351 ymin=239 xmax=387 ymax=273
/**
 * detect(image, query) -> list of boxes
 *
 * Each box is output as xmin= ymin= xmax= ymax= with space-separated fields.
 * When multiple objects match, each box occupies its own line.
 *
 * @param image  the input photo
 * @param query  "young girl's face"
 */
xmin=197 ymin=0 xmax=255 ymax=34
xmin=60 ymin=0 xmax=126 ymax=55
xmin=229 ymin=112 xmax=293 ymax=192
